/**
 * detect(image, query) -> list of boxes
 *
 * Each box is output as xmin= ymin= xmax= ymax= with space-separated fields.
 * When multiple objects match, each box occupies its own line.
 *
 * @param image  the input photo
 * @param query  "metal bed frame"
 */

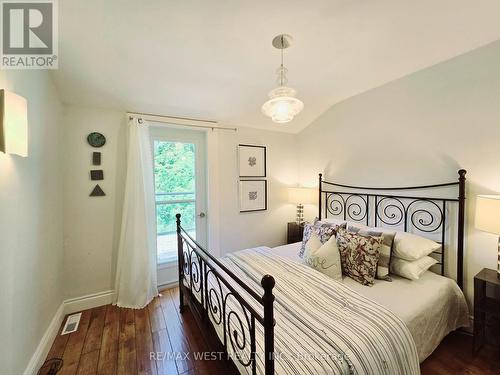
xmin=176 ymin=169 xmax=467 ymax=375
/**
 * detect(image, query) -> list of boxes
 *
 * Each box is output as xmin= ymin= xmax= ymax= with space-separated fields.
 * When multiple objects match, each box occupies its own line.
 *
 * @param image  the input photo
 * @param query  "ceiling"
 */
xmin=52 ymin=0 xmax=500 ymax=133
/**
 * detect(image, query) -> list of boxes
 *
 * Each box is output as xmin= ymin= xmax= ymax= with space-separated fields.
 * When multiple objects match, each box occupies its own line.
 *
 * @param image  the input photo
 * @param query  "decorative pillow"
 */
xmin=303 ymin=232 xmax=322 ymax=257
xmin=321 ymin=218 xmax=347 ymax=226
xmin=347 ymin=224 xmax=441 ymax=261
xmin=303 ymin=233 xmax=342 ymax=281
xmin=392 ymin=232 xmax=441 ymax=261
xmin=299 ymin=218 xmax=346 ymax=258
xmin=336 ymin=228 xmax=382 ymax=286
xmin=348 ymin=224 xmax=396 ymax=281
xmin=390 ymin=256 xmax=438 ymax=280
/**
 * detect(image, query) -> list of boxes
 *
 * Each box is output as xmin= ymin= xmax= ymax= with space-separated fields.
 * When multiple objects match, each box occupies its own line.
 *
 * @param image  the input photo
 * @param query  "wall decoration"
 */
xmin=87 ymin=132 xmax=106 ymax=148
xmin=92 ymin=152 xmax=101 ymax=165
xmin=90 ymin=184 xmax=106 ymax=197
xmin=90 ymin=170 xmax=104 ymax=181
xmin=239 ymin=180 xmax=267 ymax=212
xmin=238 ymin=144 xmax=266 ymax=177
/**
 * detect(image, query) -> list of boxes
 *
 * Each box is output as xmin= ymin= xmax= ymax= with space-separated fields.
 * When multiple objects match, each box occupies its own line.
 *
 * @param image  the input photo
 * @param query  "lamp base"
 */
xmin=296 ymin=203 xmax=304 ymax=225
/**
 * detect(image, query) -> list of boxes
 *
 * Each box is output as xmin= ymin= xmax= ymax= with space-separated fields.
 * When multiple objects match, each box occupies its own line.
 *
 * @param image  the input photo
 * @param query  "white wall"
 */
xmin=63 ymin=106 xmax=126 ymax=299
xmin=61 ymin=109 xmax=298 ymax=297
xmin=214 ymin=127 xmax=298 ymax=254
xmin=297 ymin=40 xmax=500 ymax=305
xmin=0 ymin=71 xmax=64 ymax=374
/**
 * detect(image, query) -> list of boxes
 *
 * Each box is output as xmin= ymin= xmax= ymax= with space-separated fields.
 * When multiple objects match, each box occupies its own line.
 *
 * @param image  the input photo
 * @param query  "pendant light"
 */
xmin=261 ymin=34 xmax=304 ymax=124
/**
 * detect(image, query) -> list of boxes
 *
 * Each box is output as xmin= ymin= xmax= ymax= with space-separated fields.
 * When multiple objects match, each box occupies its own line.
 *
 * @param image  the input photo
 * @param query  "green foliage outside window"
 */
xmin=154 ymin=141 xmax=196 ymax=234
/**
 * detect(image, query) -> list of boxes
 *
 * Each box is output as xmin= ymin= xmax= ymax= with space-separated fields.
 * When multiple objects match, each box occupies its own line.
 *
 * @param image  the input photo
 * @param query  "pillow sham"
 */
xmin=303 ymin=233 xmax=342 ymax=280
xmin=392 ymin=232 xmax=441 ymax=261
xmin=390 ymin=256 xmax=438 ymax=280
xmin=348 ymin=224 xmax=396 ymax=282
xmin=336 ymin=228 xmax=382 ymax=286
xmin=299 ymin=218 xmax=346 ymax=258
xmin=346 ymin=222 xmax=440 ymax=261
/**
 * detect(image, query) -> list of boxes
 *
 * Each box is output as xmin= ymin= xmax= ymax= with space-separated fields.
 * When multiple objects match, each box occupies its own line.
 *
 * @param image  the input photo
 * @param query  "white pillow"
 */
xmin=303 ymin=232 xmax=322 ymax=256
xmin=321 ymin=218 xmax=347 ymax=226
xmin=392 ymin=232 xmax=441 ymax=261
xmin=303 ymin=233 xmax=342 ymax=280
xmin=346 ymin=223 xmax=441 ymax=261
xmin=390 ymin=256 xmax=438 ymax=280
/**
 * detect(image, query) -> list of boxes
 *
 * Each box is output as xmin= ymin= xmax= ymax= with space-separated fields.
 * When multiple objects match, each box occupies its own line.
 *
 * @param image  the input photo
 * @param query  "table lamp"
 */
xmin=288 ymin=187 xmax=315 ymax=225
xmin=475 ymin=195 xmax=500 ymax=277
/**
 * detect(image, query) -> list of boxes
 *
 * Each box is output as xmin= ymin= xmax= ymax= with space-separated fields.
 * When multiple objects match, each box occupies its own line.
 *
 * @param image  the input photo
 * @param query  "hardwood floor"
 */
xmin=43 ymin=287 xmax=500 ymax=375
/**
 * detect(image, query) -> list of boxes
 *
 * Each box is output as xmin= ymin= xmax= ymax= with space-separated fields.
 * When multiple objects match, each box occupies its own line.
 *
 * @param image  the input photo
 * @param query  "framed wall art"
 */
xmin=239 ymin=180 xmax=267 ymax=212
xmin=238 ymin=144 xmax=266 ymax=177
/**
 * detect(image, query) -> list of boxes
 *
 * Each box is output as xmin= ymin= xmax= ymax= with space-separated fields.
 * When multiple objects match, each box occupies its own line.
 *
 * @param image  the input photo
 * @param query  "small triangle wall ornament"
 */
xmin=90 ymin=184 xmax=106 ymax=197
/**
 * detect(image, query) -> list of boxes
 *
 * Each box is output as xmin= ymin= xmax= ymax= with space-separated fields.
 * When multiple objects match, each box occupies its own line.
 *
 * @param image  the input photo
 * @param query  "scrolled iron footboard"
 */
xmin=176 ymin=214 xmax=276 ymax=375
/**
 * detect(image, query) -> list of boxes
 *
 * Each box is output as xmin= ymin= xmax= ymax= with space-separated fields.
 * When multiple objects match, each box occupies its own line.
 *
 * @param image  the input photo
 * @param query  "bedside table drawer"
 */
xmin=287 ymin=222 xmax=304 ymax=244
xmin=474 ymin=268 xmax=500 ymax=353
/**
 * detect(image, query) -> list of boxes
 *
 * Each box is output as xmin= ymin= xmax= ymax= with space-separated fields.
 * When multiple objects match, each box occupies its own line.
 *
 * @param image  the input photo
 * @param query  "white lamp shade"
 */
xmin=475 ymin=195 xmax=500 ymax=235
xmin=288 ymin=187 xmax=315 ymax=204
xmin=262 ymin=86 xmax=304 ymax=124
xmin=0 ymin=89 xmax=28 ymax=157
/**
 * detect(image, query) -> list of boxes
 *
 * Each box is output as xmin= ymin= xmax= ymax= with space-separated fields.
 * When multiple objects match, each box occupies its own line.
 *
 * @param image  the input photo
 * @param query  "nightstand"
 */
xmin=287 ymin=222 xmax=304 ymax=244
xmin=474 ymin=268 xmax=500 ymax=353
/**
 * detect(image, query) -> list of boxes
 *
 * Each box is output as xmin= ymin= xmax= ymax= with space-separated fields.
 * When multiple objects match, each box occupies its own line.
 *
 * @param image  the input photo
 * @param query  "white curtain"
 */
xmin=114 ymin=117 xmax=158 ymax=308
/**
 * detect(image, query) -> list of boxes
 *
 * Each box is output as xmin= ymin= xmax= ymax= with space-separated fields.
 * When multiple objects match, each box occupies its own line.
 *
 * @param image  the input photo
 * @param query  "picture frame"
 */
xmin=238 ymin=144 xmax=266 ymax=177
xmin=239 ymin=180 xmax=267 ymax=212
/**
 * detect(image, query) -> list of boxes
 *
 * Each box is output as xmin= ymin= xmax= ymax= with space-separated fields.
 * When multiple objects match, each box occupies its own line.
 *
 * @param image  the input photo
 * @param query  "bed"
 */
xmin=175 ymin=170 xmax=469 ymax=375
xmin=272 ymin=242 xmax=469 ymax=363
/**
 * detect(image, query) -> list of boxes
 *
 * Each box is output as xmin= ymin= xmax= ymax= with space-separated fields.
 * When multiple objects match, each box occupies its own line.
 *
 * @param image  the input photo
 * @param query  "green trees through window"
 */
xmin=154 ymin=141 xmax=196 ymax=235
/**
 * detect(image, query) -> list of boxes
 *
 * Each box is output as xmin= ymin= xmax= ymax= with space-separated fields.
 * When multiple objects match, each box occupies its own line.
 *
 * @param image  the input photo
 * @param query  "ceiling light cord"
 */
xmin=280 ymin=35 xmax=284 ymax=86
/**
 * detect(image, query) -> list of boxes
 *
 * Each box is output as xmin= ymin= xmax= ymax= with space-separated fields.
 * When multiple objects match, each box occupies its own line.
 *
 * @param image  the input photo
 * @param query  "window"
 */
xmin=154 ymin=140 xmax=197 ymax=264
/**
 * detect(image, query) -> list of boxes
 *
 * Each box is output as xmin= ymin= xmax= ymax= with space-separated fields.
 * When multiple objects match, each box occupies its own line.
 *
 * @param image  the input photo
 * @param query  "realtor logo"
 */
xmin=1 ymin=0 xmax=58 ymax=69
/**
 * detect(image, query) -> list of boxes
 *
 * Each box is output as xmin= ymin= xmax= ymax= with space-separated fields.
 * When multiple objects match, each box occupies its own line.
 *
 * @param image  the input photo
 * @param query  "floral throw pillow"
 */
xmin=348 ymin=225 xmax=396 ymax=282
xmin=298 ymin=218 xmax=346 ymax=258
xmin=336 ymin=228 xmax=382 ymax=286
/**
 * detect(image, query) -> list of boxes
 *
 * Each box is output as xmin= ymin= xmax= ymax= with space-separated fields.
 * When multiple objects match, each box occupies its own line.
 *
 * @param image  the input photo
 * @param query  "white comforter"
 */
xmin=273 ymin=242 xmax=470 ymax=363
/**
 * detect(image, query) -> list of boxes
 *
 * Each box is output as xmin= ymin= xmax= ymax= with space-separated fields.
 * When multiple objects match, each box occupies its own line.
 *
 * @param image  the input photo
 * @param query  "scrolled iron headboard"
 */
xmin=318 ymin=169 xmax=467 ymax=289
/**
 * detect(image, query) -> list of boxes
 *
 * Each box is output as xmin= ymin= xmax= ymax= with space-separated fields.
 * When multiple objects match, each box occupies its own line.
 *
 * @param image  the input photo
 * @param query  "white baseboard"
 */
xmin=158 ymin=280 xmax=178 ymax=291
xmin=24 ymin=289 xmax=115 ymax=375
xmin=63 ymin=289 xmax=115 ymax=315
xmin=23 ymin=303 xmax=65 ymax=375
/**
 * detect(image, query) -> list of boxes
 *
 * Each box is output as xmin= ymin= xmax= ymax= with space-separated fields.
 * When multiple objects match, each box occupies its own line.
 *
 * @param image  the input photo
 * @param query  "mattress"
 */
xmin=272 ymin=242 xmax=470 ymax=363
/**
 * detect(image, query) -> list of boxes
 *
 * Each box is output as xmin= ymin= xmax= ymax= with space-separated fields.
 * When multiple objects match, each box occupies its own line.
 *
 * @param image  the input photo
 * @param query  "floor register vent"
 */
xmin=61 ymin=312 xmax=82 ymax=335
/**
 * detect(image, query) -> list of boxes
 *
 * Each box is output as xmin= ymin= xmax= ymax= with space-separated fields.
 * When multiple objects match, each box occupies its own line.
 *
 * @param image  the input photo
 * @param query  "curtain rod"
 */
xmin=127 ymin=111 xmax=237 ymax=132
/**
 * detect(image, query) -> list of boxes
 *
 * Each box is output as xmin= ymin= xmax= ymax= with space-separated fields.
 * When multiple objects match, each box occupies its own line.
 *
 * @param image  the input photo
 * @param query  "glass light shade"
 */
xmin=262 ymin=86 xmax=304 ymax=123
xmin=475 ymin=195 xmax=500 ymax=235
xmin=288 ymin=187 xmax=315 ymax=204
xmin=0 ymin=89 xmax=28 ymax=157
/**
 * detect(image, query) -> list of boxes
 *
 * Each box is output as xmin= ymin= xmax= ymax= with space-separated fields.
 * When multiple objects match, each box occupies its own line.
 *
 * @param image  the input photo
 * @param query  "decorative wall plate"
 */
xmin=90 ymin=170 xmax=104 ymax=181
xmin=87 ymin=132 xmax=106 ymax=147
xmin=92 ymin=152 xmax=101 ymax=165
xmin=90 ymin=184 xmax=106 ymax=197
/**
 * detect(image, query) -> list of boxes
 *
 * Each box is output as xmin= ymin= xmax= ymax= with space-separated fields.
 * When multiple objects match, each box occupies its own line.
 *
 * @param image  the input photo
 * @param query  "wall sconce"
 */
xmin=0 ymin=89 xmax=28 ymax=157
